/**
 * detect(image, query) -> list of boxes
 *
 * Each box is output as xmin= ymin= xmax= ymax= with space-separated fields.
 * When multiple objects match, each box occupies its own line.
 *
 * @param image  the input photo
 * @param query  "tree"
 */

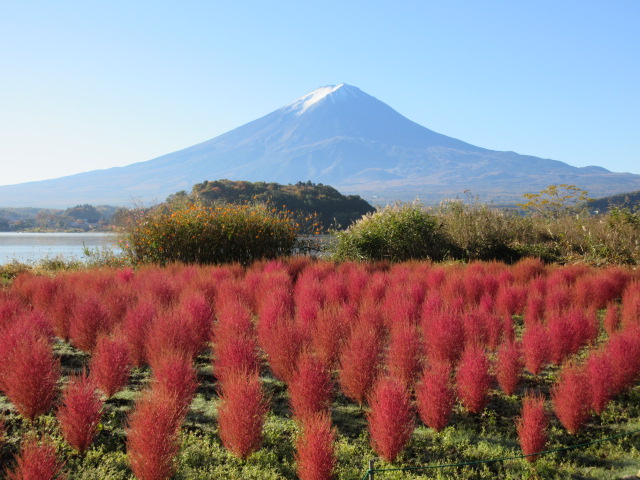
xmin=518 ymin=184 xmax=591 ymax=218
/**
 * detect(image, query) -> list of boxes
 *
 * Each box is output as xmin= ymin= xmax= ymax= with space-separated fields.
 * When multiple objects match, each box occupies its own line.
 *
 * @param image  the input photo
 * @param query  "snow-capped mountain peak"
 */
xmin=286 ymin=84 xmax=346 ymax=115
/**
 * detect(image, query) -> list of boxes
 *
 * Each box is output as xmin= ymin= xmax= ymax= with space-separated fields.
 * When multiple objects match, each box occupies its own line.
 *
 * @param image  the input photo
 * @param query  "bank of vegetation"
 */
xmin=0 ymin=259 xmax=639 ymax=479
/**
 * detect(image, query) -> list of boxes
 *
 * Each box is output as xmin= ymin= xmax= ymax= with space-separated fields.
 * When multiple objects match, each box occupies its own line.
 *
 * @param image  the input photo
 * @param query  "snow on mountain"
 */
xmin=1 ymin=84 xmax=640 ymax=208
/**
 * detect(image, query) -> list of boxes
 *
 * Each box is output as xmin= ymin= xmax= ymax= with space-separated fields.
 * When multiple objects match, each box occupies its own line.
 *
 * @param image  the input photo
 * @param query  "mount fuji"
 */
xmin=2 ymin=83 xmax=640 ymax=207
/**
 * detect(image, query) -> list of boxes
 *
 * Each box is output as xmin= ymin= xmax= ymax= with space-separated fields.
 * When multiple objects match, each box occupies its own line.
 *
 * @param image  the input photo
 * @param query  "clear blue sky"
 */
xmin=2 ymin=1 xmax=639 ymax=186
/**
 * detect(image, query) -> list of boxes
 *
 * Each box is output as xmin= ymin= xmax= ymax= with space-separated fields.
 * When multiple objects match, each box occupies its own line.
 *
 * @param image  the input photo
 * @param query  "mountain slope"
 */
xmin=1 ymin=83 xmax=639 ymax=207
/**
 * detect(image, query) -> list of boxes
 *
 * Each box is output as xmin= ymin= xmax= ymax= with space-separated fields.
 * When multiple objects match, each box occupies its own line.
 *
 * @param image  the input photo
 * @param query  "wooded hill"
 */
xmin=166 ymin=180 xmax=375 ymax=230
xmin=589 ymin=190 xmax=640 ymax=213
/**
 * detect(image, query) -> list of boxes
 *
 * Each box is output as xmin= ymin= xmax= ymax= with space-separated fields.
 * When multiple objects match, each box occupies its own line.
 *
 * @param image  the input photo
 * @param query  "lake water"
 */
xmin=0 ymin=233 xmax=118 ymax=264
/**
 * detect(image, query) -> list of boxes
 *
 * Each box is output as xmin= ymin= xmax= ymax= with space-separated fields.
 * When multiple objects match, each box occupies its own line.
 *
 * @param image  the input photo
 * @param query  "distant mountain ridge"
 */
xmin=1 ymin=83 xmax=640 ymax=207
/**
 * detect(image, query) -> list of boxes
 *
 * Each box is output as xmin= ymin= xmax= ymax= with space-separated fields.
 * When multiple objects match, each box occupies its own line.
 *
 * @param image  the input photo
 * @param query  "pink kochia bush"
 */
xmin=386 ymin=324 xmax=423 ymax=387
xmin=295 ymin=413 xmax=337 ymax=480
xmin=57 ymin=374 xmax=103 ymax=454
xmin=90 ymin=335 xmax=131 ymax=398
xmin=456 ymin=344 xmax=492 ymax=414
xmin=586 ymin=353 xmax=614 ymax=414
xmin=521 ymin=324 xmax=549 ymax=375
xmin=6 ymin=435 xmax=65 ymax=480
xmin=517 ymin=393 xmax=548 ymax=462
xmin=551 ymin=364 xmax=591 ymax=434
xmin=495 ymin=339 xmax=522 ymax=396
xmin=288 ymin=353 xmax=333 ymax=420
xmin=416 ymin=361 xmax=455 ymax=432
xmin=338 ymin=320 xmax=383 ymax=405
xmin=126 ymin=389 xmax=182 ymax=480
xmin=367 ymin=377 xmax=414 ymax=463
xmin=1 ymin=330 xmax=60 ymax=422
xmin=151 ymin=352 xmax=199 ymax=418
xmin=217 ymin=371 xmax=267 ymax=459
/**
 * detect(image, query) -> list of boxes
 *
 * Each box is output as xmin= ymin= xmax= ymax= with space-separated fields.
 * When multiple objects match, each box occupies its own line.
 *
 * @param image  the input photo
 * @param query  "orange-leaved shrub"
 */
xmin=119 ymin=202 xmax=301 ymax=265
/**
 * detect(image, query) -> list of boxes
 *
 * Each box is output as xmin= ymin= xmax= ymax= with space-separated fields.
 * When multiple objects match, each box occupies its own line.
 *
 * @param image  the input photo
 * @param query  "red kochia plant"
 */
xmin=127 ymin=389 xmax=182 ymax=480
xmin=603 ymin=302 xmax=620 ymax=335
xmin=367 ymin=376 xmax=414 ymax=463
xmin=2 ymin=335 xmax=60 ymax=422
xmin=521 ymin=324 xmax=549 ymax=375
xmin=90 ymin=335 xmax=131 ymax=398
xmin=586 ymin=353 xmax=613 ymax=414
xmin=338 ymin=320 xmax=384 ymax=405
xmin=295 ymin=413 xmax=337 ymax=480
xmin=217 ymin=371 xmax=267 ymax=459
xmin=213 ymin=334 xmax=260 ymax=383
xmin=386 ymin=324 xmax=423 ymax=387
xmin=69 ymin=295 xmax=111 ymax=353
xmin=551 ymin=364 xmax=591 ymax=434
xmin=57 ymin=374 xmax=103 ymax=454
xmin=456 ymin=344 xmax=492 ymax=414
xmin=605 ymin=326 xmax=640 ymax=395
xmin=422 ymin=311 xmax=464 ymax=366
xmin=6 ymin=435 xmax=65 ymax=480
xmin=257 ymin=314 xmax=304 ymax=383
xmin=495 ymin=339 xmax=522 ymax=396
xmin=289 ymin=353 xmax=333 ymax=420
xmin=310 ymin=303 xmax=354 ymax=369
xmin=517 ymin=393 xmax=548 ymax=462
xmin=151 ymin=352 xmax=198 ymax=419
xmin=121 ymin=300 xmax=157 ymax=367
xmin=145 ymin=311 xmax=205 ymax=368
xmin=416 ymin=361 xmax=455 ymax=432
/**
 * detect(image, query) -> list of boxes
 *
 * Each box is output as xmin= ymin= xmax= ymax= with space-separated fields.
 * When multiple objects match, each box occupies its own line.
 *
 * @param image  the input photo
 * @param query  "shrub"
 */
xmin=522 ymin=324 xmax=549 ymax=375
xmin=496 ymin=339 xmax=522 ymax=396
xmin=436 ymin=199 xmax=522 ymax=262
xmin=6 ymin=435 xmax=65 ymax=480
xmin=422 ymin=311 xmax=464 ymax=365
xmin=151 ymin=352 xmax=199 ymax=419
xmin=551 ymin=364 xmax=591 ymax=434
xmin=331 ymin=202 xmax=452 ymax=262
xmin=69 ymin=295 xmax=110 ymax=353
xmin=367 ymin=376 xmax=414 ymax=463
xmin=338 ymin=320 xmax=384 ymax=405
xmin=295 ymin=413 xmax=336 ymax=480
xmin=289 ymin=353 xmax=333 ymax=420
xmin=456 ymin=344 xmax=492 ymax=414
xmin=586 ymin=353 xmax=614 ymax=414
xmin=257 ymin=314 xmax=303 ymax=383
xmin=122 ymin=300 xmax=157 ymax=367
xmin=217 ymin=371 xmax=267 ymax=459
xmin=416 ymin=361 xmax=455 ymax=432
xmin=2 ymin=335 xmax=60 ymax=422
xmin=385 ymin=324 xmax=423 ymax=386
xmin=212 ymin=334 xmax=260 ymax=383
xmin=90 ymin=335 xmax=131 ymax=398
xmin=126 ymin=389 xmax=182 ymax=480
xmin=57 ymin=374 xmax=103 ymax=454
xmin=119 ymin=202 xmax=300 ymax=265
xmin=517 ymin=393 xmax=548 ymax=462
